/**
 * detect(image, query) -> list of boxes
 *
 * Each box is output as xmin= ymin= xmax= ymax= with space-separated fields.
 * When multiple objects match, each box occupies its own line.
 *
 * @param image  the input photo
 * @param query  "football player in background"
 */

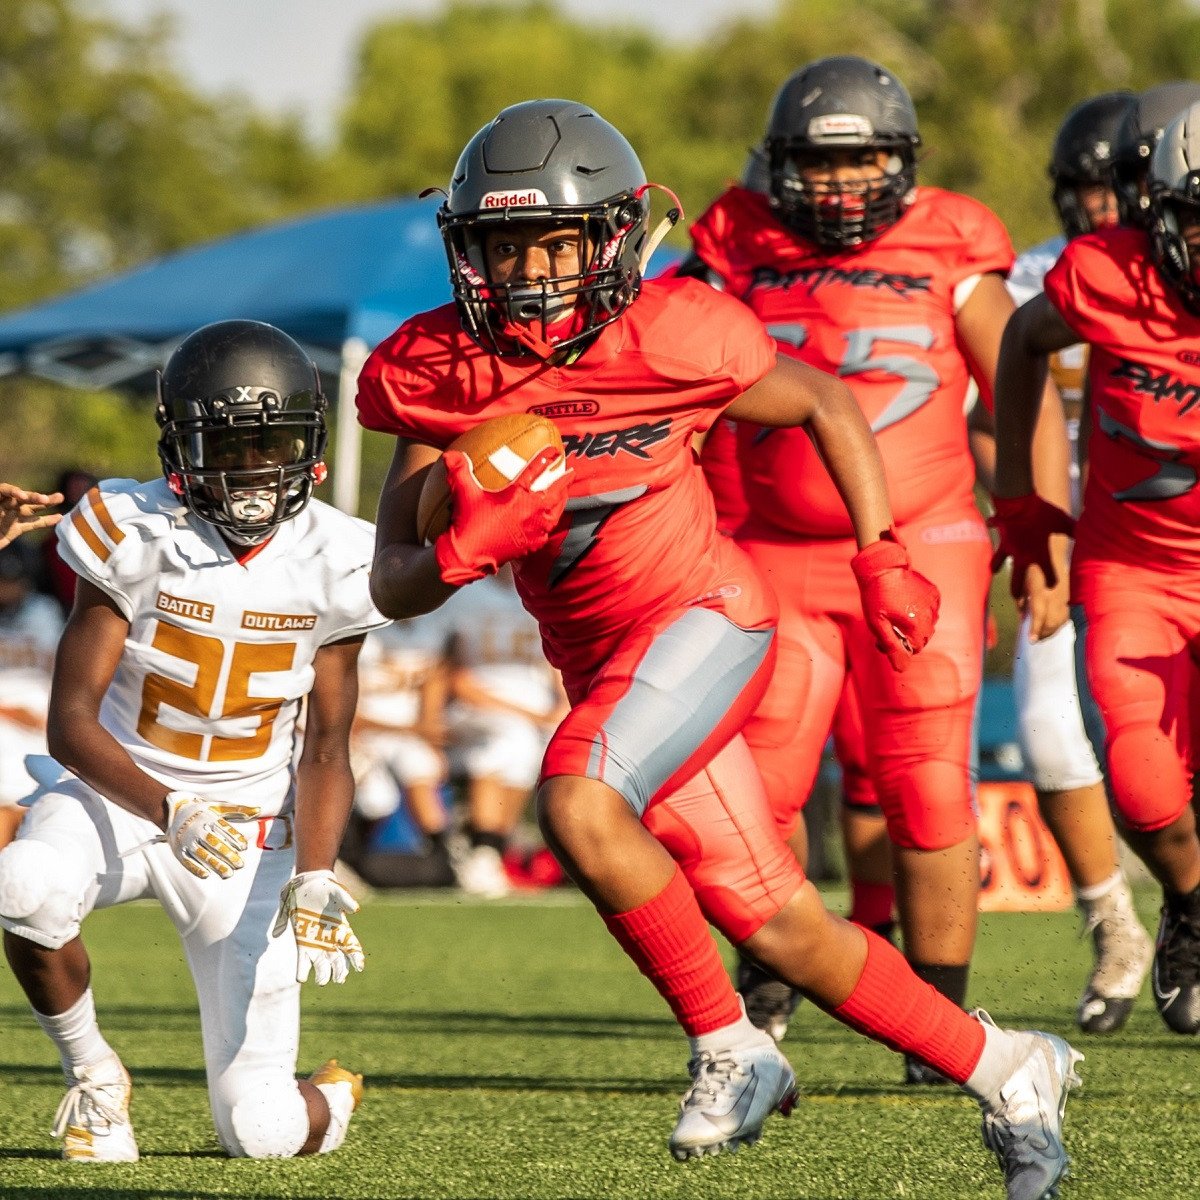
xmin=358 ymin=98 xmax=1081 ymax=1197
xmin=439 ymin=564 xmax=568 ymax=898
xmin=0 ymin=482 xmax=63 ymax=849
xmin=683 ymin=57 xmax=1069 ymax=1078
xmin=0 ymin=321 xmax=386 ymax=1161
xmin=0 ymin=540 xmax=64 ymax=843
xmin=1001 ymin=91 xmax=1153 ymax=1035
xmin=994 ymin=101 xmax=1200 ymax=1039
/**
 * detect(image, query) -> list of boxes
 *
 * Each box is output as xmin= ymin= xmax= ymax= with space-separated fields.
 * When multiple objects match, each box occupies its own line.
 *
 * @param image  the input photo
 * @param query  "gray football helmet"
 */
xmin=1111 ymin=81 xmax=1200 ymax=227
xmin=438 ymin=99 xmax=651 ymax=356
xmin=1049 ymin=91 xmax=1136 ymax=239
xmin=1147 ymin=101 xmax=1200 ymax=313
xmin=156 ymin=320 xmax=328 ymax=545
xmin=763 ymin=55 xmax=920 ymax=250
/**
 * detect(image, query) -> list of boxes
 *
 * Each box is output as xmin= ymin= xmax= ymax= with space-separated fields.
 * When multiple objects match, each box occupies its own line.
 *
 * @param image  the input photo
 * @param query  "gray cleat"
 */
xmin=669 ymin=1039 xmax=798 ymax=1161
xmin=976 ymin=1012 xmax=1084 ymax=1200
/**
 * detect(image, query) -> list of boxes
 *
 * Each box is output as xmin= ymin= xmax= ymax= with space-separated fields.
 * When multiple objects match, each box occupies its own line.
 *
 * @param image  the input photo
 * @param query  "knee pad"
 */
xmin=0 ymin=837 xmax=92 ymax=949
xmin=226 ymin=1080 xmax=309 ymax=1159
xmin=877 ymin=758 xmax=975 ymax=852
xmin=1107 ymin=724 xmax=1189 ymax=832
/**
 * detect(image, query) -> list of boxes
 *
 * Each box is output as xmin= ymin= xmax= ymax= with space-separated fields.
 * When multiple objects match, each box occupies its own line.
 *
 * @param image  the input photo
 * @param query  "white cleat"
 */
xmin=453 ymin=844 xmax=512 ymax=899
xmin=52 ymin=1053 xmax=139 ymax=1162
xmin=1076 ymin=880 xmax=1154 ymax=1034
xmin=669 ymin=1039 xmax=797 ymax=1161
xmin=976 ymin=1013 xmax=1083 ymax=1200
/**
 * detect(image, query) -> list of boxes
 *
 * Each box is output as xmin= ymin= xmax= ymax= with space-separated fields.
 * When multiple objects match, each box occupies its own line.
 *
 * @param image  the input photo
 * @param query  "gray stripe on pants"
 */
xmin=589 ymin=608 xmax=774 ymax=816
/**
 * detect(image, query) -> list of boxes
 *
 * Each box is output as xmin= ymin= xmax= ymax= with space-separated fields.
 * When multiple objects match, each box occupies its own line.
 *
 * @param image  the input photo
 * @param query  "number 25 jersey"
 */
xmin=690 ymin=185 xmax=1013 ymax=537
xmin=56 ymin=480 xmax=388 ymax=814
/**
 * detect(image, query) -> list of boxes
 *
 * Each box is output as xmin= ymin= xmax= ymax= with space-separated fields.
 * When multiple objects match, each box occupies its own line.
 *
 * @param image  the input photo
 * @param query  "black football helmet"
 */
xmin=1049 ymin=91 xmax=1136 ymax=238
xmin=156 ymin=320 xmax=328 ymax=545
xmin=1147 ymin=101 xmax=1200 ymax=314
xmin=438 ymin=99 xmax=654 ymax=357
xmin=764 ymin=55 xmax=920 ymax=250
xmin=1111 ymin=81 xmax=1200 ymax=227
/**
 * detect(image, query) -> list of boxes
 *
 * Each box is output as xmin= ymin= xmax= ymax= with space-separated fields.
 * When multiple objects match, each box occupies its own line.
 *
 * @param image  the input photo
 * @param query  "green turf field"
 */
xmin=0 ymin=887 xmax=1194 ymax=1200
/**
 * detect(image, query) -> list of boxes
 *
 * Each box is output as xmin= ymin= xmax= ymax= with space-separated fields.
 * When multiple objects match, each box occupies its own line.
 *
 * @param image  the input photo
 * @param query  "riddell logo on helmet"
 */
xmin=481 ymin=189 xmax=549 ymax=209
xmin=808 ymin=114 xmax=873 ymax=141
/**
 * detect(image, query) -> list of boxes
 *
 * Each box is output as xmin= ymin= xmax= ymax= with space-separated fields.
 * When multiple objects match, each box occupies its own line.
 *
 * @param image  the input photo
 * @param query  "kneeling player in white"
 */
xmin=0 ymin=321 xmax=387 ymax=1161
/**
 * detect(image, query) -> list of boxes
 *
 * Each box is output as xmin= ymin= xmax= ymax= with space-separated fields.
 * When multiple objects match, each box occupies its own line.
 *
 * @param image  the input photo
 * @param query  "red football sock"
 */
xmin=848 ymin=879 xmax=895 ymax=930
xmin=602 ymin=866 xmax=743 ymax=1037
xmin=832 ymin=929 xmax=984 ymax=1083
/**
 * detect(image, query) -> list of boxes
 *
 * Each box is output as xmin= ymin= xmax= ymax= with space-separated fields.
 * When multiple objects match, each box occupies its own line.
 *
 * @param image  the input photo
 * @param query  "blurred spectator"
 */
xmin=0 ymin=539 xmax=64 ymax=846
xmin=39 ymin=469 xmax=98 ymax=615
xmin=439 ymin=566 xmax=568 ymax=898
xmin=346 ymin=615 xmax=453 ymax=885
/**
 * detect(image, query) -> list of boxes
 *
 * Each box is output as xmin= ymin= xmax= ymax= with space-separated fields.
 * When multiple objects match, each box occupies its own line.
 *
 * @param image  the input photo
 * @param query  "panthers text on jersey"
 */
xmin=356 ymin=276 xmax=779 ymax=693
xmin=55 ymin=481 xmax=387 ymax=813
xmin=689 ymin=184 xmax=1013 ymax=537
xmin=1045 ymin=225 xmax=1200 ymax=569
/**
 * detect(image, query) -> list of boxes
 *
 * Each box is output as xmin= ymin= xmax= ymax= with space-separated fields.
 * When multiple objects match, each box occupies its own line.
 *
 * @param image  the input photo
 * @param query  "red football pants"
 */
xmin=739 ymin=509 xmax=990 ymax=850
xmin=1075 ymin=556 xmax=1200 ymax=832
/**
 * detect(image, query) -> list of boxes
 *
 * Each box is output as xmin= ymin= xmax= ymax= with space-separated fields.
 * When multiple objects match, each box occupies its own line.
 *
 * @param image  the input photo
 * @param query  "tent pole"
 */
xmin=334 ymin=336 xmax=369 ymax=515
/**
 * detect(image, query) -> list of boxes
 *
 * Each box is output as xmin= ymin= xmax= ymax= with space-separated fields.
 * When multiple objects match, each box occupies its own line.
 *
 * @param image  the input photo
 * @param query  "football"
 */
xmin=415 ymin=413 xmax=566 ymax=545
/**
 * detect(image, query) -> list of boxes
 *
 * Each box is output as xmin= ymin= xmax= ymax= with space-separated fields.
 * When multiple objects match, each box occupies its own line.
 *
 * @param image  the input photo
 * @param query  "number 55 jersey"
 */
xmin=56 ymin=480 xmax=388 ymax=816
xmin=690 ymin=184 xmax=1012 ymax=537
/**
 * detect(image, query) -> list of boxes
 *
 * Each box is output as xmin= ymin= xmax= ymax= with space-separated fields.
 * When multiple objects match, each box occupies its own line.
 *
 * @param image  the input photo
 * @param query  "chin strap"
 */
xmin=636 ymin=182 xmax=685 ymax=272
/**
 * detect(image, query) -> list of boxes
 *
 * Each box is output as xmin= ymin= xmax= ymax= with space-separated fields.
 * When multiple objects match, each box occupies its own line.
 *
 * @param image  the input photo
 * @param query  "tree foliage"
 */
xmin=7 ymin=0 xmax=1200 ymax=499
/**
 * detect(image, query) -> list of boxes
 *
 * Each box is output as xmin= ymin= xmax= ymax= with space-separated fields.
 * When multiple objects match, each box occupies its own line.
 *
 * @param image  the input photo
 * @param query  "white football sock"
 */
xmin=34 ymin=989 xmax=117 ymax=1082
xmin=688 ymin=998 xmax=774 ymax=1058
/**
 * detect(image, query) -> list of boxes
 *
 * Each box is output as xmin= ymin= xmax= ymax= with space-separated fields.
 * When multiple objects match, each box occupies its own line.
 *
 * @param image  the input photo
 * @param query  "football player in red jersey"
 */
xmin=682 ymin=57 xmax=1070 ymax=1076
xmin=995 ymin=99 xmax=1200 ymax=1038
xmin=359 ymin=98 xmax=1080 ymax=1195
xmin=1003 ymin=91 xmax=1155 ymax=1037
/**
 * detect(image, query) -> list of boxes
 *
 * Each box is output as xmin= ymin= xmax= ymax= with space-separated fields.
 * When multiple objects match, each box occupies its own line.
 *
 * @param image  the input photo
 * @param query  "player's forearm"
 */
xmin=293 ymin=758 xmax=356 ymax=874
xmin=1029 ymin=379 xmax=1072 ymax=511
xmin=806 ymin=396 xmax=895 ymax=547
xmin=46 ymin=713 xmax=169 ymax=828
xmin=369 ymin=540 xmax=458 ymax=620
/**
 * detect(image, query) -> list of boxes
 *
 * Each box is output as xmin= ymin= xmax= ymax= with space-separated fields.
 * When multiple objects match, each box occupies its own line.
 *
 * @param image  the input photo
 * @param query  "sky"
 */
xmin=94 ymin=0 xmax=778 ymax=142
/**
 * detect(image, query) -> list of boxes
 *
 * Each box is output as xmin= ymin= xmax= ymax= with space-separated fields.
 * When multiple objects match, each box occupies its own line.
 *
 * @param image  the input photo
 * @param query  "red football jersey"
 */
xmin=1045 ymin=226 xmax=1200 ymax=568
xmin=357 ymin=277 xmax=779 ymax=683
xmin=690 ymin=185 xmax=1013 ymax=537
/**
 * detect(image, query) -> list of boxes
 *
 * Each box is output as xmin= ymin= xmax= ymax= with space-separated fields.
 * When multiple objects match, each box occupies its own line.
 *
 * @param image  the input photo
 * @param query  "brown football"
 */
xmin=415 ymin=413 xmax=566 ymax=545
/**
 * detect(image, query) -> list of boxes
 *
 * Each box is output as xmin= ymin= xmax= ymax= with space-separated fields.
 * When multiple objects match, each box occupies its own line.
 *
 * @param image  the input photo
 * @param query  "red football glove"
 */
xmin=987 ymin=493 xmax=1076 ymax=599
xmin=434 ymin=446 xmax=569 ymax=586
xmin=851 ymin=534 xmax=941 ymax=673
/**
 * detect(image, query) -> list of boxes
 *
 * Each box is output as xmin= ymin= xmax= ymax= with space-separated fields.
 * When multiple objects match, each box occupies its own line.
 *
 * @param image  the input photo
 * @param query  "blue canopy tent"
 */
xmin=0 ymin=195 xmax=450 ymax=512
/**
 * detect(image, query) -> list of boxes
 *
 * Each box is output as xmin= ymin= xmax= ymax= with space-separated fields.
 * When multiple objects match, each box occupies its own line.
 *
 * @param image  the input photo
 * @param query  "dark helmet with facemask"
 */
xmin=156 ymin=320 xmax=328 ymax=545
xmin=764 ymin=55 xmax=921 ymax=250
xmin=1147 ymin=101 xmax=1200 ymax=314
xmin=1111 ymin=81 xmax=1200 ymax=228
xmin=438 ymin=99 xmax=655 ymax=357
xmin=1049 ymin=91 xmax=1136 ymax=239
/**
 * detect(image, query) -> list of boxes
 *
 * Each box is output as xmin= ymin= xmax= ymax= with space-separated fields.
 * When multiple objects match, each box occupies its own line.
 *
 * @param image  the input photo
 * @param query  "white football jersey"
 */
xmin=437 ymin=573 xmax=559 ymax=718
xmin=357 ymin=616 xmax=448 ymax=729
xmin=55 ymin=479 xmax=388 ymax=814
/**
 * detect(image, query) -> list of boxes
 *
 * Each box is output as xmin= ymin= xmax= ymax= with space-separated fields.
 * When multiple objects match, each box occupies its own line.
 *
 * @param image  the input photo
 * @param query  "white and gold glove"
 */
xmin=271 ymin=869 xmax=365 ymax=985
xmin=164 ymin=793 xmax=251 ymax=879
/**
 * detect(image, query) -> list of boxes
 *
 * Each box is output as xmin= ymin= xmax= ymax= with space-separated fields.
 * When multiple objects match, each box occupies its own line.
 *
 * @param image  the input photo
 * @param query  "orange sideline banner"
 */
xmin=977 ymin=781 xmax=1073 ymax=913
